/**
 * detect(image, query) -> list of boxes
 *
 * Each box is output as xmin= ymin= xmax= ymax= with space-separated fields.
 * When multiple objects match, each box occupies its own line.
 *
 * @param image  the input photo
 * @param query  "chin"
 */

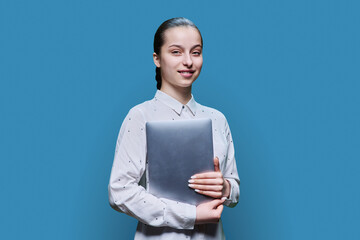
xmin=177 ymin=81 xmax=195 ymax=88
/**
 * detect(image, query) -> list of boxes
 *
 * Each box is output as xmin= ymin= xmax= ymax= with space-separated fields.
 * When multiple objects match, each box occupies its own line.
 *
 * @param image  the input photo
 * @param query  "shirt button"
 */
xmin=182 ymin=106 xmax=185 ymax=109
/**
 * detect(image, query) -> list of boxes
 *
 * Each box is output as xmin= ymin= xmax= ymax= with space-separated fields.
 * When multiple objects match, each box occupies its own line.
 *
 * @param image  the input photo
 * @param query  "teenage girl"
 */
xmin=108 ymin=17 xmax=240 ymax=240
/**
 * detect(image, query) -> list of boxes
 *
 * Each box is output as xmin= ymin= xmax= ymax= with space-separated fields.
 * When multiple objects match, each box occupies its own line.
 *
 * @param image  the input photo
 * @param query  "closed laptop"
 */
xmin=146 ymin=118 xmax=214 ymax=206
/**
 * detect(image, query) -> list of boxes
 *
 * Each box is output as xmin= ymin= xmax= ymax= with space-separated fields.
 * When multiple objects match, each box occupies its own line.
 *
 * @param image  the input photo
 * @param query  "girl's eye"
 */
xmin=192 ymin=51 xmax=201 ymax=56
xmin=172 ymin=50 xmax=181 ymax=55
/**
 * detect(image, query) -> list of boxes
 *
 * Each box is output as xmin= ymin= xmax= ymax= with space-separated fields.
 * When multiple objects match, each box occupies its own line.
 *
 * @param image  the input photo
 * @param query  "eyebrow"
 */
xmin=168 ymin=44 xmax=202 ymax=50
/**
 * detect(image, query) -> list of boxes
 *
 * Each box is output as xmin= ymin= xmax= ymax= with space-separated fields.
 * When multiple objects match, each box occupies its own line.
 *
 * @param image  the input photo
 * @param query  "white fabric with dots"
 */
xmin=108 ymin=90 xmax=240 ymax=240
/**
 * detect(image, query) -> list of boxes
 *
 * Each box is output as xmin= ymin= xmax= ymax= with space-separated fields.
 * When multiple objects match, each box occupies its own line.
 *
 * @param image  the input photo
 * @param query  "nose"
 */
xmin=182 ymin=53 xmax=193 ymax=67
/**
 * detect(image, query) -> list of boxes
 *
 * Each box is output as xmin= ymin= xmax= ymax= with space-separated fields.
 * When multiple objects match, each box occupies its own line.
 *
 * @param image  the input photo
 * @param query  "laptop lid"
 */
xmin=146 ymin=118 xmax=214 ymax=206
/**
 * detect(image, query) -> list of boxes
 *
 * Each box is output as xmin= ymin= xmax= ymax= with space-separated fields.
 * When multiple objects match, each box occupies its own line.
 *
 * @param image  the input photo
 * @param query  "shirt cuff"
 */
xmin=161 ymin=198 xmax=196 ymax=229
xmin=223 ymin=178 xmax=239 ymax=207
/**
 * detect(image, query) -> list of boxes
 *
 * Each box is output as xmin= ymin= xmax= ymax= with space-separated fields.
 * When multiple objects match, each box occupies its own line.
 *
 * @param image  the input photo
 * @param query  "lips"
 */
xmin=178 ymin=70 xmax=195 ymax=78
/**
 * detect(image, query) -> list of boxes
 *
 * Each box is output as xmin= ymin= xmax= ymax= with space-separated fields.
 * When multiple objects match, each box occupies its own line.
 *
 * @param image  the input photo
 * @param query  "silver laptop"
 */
xmin=146 ymin=118 xmax=214 ymax=206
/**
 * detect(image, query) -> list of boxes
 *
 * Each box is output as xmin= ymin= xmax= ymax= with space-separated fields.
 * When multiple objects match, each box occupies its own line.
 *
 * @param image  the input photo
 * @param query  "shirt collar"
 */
xmin=154 ymin=90 xmax=197 ymax=116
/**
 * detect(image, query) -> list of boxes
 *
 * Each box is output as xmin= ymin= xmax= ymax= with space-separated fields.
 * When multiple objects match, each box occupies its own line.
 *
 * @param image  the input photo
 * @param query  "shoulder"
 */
xmin=126 ymin=99 xmax=154 ymax=119
xmin=115 ymin=99 xmax=154 ymax=131
xmin=117 ymin=99 xmax=154 ymax=132
xmin=195 ymin=102 xmax=232 ymax=133
xmin=197 ymin=102 xmax=227 ymax=122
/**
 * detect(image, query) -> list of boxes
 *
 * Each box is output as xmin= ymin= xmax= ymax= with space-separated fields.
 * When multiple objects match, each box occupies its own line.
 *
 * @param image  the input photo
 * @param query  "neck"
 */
xmin=160 ymin=85 xmax=192 ymax=105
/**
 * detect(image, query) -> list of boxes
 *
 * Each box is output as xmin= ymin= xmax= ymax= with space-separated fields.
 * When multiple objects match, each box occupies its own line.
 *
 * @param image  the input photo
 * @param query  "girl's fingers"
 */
xmin=214 ymin=157 xmax=221 ymax=172
xmin=188 ymin=178 xmax=224 ymax=185
xmin=216 ymin=204 xmax=224 ymax=214
xmin=209 ymin=198 xmax=225 ymax=208
xmin=191 ymin=172 xmax=222 ymax=179
xmin=188 ymin=183 xmax=223 ymax=191
xmin=188 ymin=174 xmax=226 ymax=198
xmin=194 ymin=189 xmax=223 ymax=198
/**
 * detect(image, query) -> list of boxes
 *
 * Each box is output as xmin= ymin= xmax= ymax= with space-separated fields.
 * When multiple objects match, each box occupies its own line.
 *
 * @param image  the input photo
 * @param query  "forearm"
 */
xmin=109 ymin=173 xmax=196 ymax=229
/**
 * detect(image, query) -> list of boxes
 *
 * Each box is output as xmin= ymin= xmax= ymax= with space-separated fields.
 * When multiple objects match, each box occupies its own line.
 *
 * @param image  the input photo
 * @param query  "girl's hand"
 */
xmin=195 ymin=198 xmax=225 ymax=224
xmin=188 ymin=157 xmax=230 ymax=199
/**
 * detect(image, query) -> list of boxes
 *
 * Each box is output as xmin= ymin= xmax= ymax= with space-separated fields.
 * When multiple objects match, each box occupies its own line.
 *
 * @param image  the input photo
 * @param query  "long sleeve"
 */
xmin=222 ymin=119 xmax=240 ymax=208
xmin=108 ymin=107 xmax=196 ymax=229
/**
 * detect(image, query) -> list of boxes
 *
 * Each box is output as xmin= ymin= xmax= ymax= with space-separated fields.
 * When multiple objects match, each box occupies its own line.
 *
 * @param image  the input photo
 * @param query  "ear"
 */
xmin=153 ymin=52 xmax=161 ymax=68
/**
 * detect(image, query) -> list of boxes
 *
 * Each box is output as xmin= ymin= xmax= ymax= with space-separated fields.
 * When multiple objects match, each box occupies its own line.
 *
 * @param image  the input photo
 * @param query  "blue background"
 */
xmin=1 ymin=0 xmax=359 ymax=239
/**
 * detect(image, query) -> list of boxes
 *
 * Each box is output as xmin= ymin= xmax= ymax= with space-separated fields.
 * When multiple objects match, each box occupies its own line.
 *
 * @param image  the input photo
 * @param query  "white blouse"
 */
xmin=108 ymin=90 xmax=240 ymax=240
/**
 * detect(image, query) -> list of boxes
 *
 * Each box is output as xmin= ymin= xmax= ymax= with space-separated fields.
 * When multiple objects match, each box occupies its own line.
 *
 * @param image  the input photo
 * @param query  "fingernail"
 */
xmin=188 ymin=179 xmax=195 ymax=183
xmin=221 ymin=197 xmax=227 ymax=200
xmin=194 ymin=189 xmax=200 ymax=192
xmin=190 ymin=175 xmax=196 ymax=179
xmin=188 ymin=184 xmax=195 ymax=188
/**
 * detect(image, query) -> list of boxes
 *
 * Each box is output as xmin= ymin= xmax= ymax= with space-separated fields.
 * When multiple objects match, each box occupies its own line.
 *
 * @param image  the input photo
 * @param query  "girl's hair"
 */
xmin=153 ymin=17 xmax=203 ymax=90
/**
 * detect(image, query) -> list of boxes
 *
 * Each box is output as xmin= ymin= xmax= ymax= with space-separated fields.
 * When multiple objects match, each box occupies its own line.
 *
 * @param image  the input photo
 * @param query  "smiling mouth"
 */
xmin=178 ymin=70 xmax=195 ymax=77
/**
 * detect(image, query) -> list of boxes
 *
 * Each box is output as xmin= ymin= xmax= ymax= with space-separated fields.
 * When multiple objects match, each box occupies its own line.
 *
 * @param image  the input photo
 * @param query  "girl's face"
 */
xmin=153 ymin=26 xmax=203 ymax=90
